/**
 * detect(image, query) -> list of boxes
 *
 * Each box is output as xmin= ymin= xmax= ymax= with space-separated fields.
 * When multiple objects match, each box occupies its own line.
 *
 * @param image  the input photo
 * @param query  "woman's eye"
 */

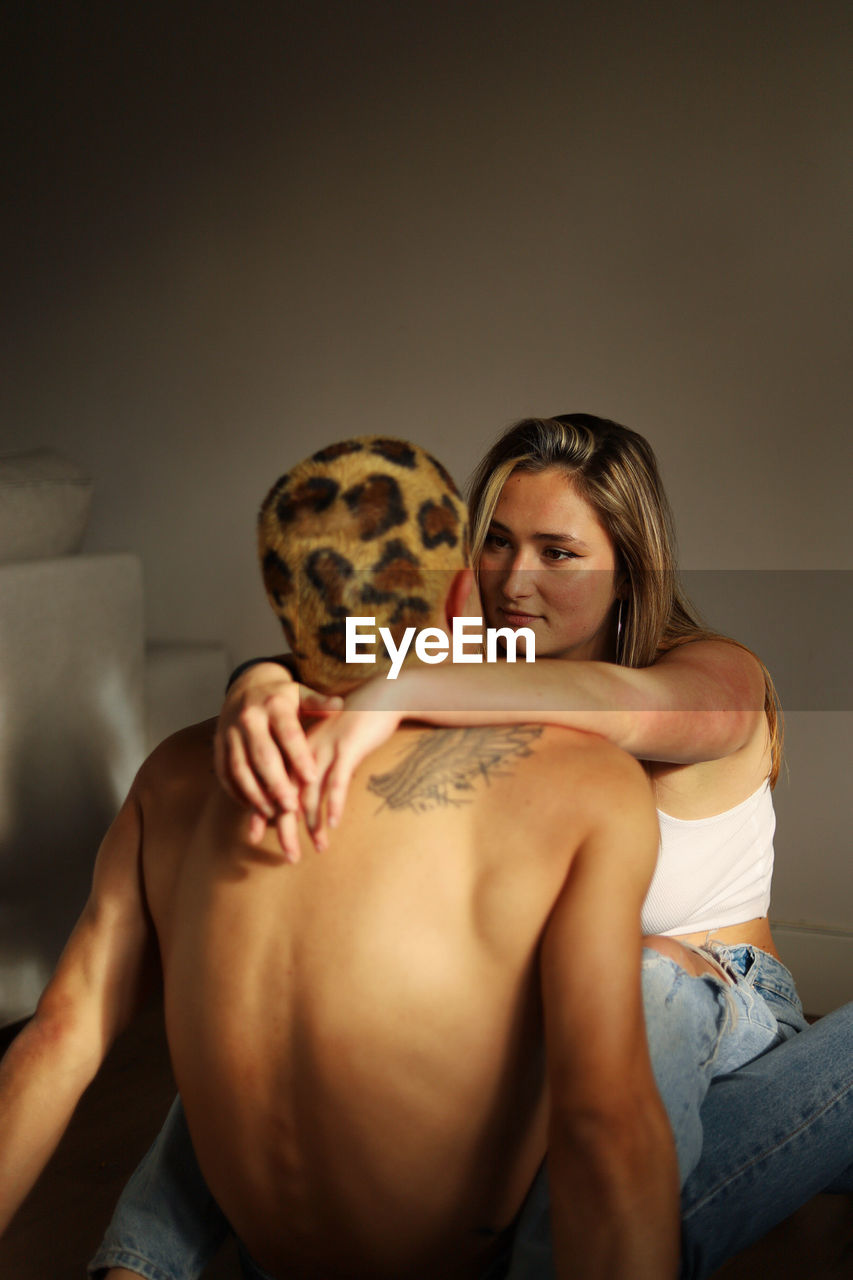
xmin=485 ymin=532 xmax=510 ymax=550
xmin=543 ymin=547 xmax=577 ymax=562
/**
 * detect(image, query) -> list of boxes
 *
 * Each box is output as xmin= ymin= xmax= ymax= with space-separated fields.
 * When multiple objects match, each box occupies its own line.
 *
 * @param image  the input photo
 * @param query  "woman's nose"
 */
xmin=502 ymin=552 xmax=535 ymax=600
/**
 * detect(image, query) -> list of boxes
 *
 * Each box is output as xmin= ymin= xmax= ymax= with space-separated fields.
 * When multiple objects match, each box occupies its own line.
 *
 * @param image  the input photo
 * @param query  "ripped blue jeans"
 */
xmin=642 ymin=942 xmax=810 ymax=1181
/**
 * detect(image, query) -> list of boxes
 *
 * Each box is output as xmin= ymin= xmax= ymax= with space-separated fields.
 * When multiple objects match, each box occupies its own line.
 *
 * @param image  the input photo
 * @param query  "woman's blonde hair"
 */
xmin=468 ymin=414 xmax=782 ymax=783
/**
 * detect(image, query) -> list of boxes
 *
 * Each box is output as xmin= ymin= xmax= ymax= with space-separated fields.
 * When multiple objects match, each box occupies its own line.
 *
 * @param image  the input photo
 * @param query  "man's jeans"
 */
xmin=89 ymin=948 xmax=853 ymax=1280
xmin=87 ymin=1094 xmax=230 ymax=1280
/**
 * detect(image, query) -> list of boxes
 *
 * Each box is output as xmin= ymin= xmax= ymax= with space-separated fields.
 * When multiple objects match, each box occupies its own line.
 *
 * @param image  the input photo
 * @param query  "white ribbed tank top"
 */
xmin=641 ymin=780 xmax=775 ymax=937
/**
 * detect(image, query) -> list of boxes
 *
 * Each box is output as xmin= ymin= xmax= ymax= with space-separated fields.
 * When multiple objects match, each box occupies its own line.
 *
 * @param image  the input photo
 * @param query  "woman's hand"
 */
xmin=213 ymin=661 xmax=343 ymax=858
xmin=300 ymin=679 xmax=403 ymax=851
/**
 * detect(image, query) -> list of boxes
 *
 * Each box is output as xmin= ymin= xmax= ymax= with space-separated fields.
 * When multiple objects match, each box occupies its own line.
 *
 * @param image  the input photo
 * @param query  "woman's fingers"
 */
xmin=221 ymin=725 xmax=277 ymax=818
xmin=216 ymin=681 xmax=395 ymax=860
xmin=234 ymin=705 xmax=301 ymax=812
xmin=213 ymin=727 xmax=249 ymax=810
xmin=274 ymin=809 xmax=302 ymax=864
xmin=242 ymin=798 xmax=301 ymax=863
xmin=268 ymin=713 xmax=319 ymax=789
xmin=248 ymin=717 xmax=374 ymax=859
xmin=300 ymin=779 xmax=322 ymax=847
xmin=324 ymin=748 xmax=355 ymax=830
xmin=212 ymin=668 xmax=345 ymax=862
xmin=247 ymin=811 xmax=268 ymax=844
xmin=300 ymin=732 xmax=338 ymax=849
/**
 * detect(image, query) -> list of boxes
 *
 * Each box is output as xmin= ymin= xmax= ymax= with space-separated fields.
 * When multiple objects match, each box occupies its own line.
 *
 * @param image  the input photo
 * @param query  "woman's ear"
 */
xmin=444 ymin=567 xmax=479 ymax=626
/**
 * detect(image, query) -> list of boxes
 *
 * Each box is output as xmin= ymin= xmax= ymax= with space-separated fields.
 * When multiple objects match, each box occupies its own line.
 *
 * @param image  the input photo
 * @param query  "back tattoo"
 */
xmin=368 ymin=726 xmax=543 ymax=814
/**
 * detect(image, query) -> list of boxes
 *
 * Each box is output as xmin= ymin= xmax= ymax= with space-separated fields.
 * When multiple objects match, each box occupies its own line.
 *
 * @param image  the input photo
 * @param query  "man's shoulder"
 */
xmin=134 ymin=717 xmax=218 ymax=800
xmin=528 ymin=726 xmax=653 ymax=827
xmin=535 ymin=724 xmax=644 ymax=783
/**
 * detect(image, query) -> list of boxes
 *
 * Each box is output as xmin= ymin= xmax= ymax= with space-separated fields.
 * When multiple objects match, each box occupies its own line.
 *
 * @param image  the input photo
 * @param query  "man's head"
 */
xmin=258 ymin=437 xmax=470 ymax=693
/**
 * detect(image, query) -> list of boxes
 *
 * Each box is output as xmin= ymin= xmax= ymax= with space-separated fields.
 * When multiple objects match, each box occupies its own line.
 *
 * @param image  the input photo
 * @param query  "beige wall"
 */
xmin=2 ymin=3 xmax=851 ymax=1002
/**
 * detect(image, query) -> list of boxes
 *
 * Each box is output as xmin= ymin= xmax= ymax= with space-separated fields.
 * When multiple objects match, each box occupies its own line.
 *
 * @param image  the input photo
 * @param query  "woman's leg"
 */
xmin=679 ymin=1002 xmax=853 ymax=1279
xmin=639 ymin=947 xmax=737 ymax=1182
xmin=88 ymin=1096 xmax=230 ymax=1280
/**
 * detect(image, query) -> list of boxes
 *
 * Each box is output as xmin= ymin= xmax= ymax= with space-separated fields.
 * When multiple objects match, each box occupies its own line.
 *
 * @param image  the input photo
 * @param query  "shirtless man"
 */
xmin=0 ymin=437 xmax=677 ymax=1279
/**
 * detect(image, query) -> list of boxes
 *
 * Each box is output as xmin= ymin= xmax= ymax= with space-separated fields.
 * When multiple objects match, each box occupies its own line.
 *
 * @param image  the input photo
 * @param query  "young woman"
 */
xmin=92 ymin=416 xmax=853 ymax=1280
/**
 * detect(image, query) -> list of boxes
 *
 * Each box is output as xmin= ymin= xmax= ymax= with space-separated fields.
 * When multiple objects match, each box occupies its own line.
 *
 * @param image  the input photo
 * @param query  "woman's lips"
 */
xmin=500 ymin=609 xmax=540 ymax=626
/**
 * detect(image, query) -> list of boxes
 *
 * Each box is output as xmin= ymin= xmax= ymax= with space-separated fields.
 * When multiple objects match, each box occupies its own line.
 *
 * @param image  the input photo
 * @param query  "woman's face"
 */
xmin=477 ymin=468 xmax=622 ymax=663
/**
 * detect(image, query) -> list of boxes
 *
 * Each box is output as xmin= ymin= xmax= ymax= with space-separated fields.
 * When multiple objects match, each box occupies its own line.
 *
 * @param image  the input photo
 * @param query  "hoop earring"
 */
xmin=615 ymin=599 xmax=624 ymax=662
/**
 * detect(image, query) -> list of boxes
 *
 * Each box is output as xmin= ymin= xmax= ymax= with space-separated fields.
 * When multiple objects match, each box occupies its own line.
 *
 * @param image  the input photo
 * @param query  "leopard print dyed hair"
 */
xmin=258 ymin=436 xmax=469 ymax=693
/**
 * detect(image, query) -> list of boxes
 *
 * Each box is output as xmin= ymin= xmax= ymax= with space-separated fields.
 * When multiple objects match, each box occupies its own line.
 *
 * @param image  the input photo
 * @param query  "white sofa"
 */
xmin=0 ymin=451 xmax=226 ymax=1026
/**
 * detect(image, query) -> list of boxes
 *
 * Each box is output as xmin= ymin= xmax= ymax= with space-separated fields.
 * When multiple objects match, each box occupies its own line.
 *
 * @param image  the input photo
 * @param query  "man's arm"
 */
xmin=540 ymin=748 xmax=679 ymax=1279
xmin=0 ymin=788 xmax=157 ymax=1233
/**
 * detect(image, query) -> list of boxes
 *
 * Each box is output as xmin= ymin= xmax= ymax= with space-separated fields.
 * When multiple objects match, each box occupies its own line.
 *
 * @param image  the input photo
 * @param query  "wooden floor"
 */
xmin=1 ymin=1004 xmax=851 ymax=1279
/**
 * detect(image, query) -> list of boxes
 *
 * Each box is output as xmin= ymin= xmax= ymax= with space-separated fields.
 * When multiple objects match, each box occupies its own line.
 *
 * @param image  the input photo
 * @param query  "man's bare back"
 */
xmin=138 ymin=715 xmax=663 ymax=1279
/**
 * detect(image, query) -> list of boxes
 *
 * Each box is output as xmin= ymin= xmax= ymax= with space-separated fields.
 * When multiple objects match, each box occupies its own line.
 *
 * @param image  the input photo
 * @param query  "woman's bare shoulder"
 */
xmin=656 ymin=635 xmax=765 ymax=679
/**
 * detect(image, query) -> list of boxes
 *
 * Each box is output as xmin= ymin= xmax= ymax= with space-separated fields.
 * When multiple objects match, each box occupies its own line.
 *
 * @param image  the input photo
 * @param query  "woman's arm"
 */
xmin=217 ymin=638 xmax=766 ymax=852
xmin=296 ymin=638 xmax=767 ymax=843
xmin=386 ymin=639 xmax=766 ymax=764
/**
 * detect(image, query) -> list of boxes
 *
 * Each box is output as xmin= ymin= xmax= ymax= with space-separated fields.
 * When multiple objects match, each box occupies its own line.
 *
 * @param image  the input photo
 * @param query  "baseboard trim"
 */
xmin=771 ymin=922 xmax=853 ymax=1016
